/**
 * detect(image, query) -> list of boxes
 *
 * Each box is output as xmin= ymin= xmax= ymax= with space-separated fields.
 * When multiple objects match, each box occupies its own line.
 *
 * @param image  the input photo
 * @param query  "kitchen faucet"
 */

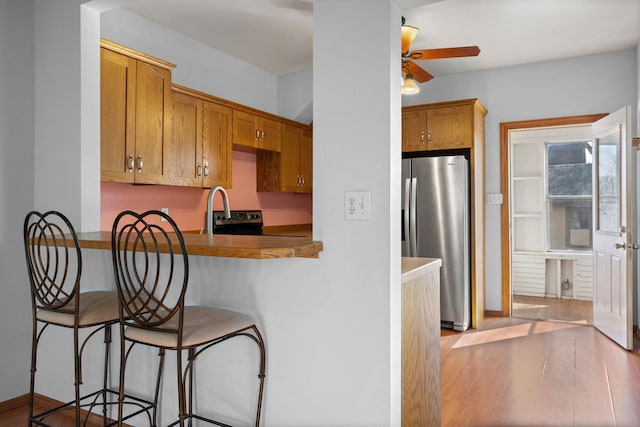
xmin=206 ymin=185 xmax=231 ymax=234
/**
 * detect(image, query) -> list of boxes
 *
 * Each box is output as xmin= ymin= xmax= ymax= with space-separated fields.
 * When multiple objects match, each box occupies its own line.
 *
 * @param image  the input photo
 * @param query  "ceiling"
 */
xmin=124 ymin=0 xmax=640 ymax=77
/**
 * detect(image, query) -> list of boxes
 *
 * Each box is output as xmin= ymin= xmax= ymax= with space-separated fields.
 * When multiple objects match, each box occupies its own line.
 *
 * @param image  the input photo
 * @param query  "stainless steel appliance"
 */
xmin=402 ymin=154 xmax=470 ymax=331
xmin=209 ymin=210 xmax=264 ymax=235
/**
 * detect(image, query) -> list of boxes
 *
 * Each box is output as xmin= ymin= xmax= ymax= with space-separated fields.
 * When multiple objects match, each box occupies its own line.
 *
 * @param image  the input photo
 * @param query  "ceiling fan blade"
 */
xmin=403 ymin=60 xmax=433 ymax=83
xmin=401 ymin=24 xmax=419 ymax=54
xmin=407 ymin=46 xmax=480 ymax=61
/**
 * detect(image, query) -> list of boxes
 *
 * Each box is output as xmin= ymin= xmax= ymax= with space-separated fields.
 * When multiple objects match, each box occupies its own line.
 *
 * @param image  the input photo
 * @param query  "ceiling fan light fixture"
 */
xmin=401 ymin=73 xmax=420 ymax=95
xmin=401 ymin=24 xmax=419 ymax=54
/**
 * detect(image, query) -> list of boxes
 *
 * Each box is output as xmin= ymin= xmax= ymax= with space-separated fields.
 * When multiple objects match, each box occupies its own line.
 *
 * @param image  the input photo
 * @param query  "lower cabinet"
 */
xmin=257 ymin=123 xmax=312 ymax=193
xmin=170 ymin=88 xmax=232 ymax=188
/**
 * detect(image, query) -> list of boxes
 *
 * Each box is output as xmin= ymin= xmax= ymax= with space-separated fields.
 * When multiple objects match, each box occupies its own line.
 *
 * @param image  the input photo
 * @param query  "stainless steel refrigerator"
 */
xmin=402 ymin=154 xmax=470 ymax=331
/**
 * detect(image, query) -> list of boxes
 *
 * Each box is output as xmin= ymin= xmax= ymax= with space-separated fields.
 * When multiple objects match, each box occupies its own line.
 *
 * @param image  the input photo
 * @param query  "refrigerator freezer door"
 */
xmin=401 ymin=159 xmax=411 ymax=257
xmin=412 ymin=155 xmax=470 ymax=330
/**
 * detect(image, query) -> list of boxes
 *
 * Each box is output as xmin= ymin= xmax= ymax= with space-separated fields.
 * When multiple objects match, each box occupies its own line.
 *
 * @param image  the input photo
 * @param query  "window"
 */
xmin=546 ymin=142 xmax=593 ymax=251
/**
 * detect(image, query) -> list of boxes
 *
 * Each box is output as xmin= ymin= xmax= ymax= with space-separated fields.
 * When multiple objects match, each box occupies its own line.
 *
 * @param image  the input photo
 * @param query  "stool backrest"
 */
xmin=23 ymin=210 xmax=82 ymax=313
xmin=111 ymin=210 xmax=189 ymax=332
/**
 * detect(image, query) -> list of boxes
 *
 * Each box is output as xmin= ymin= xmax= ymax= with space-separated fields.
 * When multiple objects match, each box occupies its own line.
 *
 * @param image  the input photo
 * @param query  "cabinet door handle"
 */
xmin=128 ymin=154 xmax=134 ymax=173
xmin=255 ymin=129 xmax=260 ymax=140
xmin=203 ymin=161 xmax=209 ymax=177
xmin=260 ymin=129 xmax=265 ymax=140
xmin=427 ymin=131 xmax=432 ymax=143
xmin=197 ymin=164 xmax=202 ymax=177
xmin=420 ymin=131 xmax=425 ymax=144
xmin=137 ymin=155 xmax=143 ymax=173
xmin=301 ymin=175 xmax=304 ymax=185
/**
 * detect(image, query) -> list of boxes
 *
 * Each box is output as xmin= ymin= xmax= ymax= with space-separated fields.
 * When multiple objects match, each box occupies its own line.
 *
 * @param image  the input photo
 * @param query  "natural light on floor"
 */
xmin=450 ymin=321 xmax=585 ymax=349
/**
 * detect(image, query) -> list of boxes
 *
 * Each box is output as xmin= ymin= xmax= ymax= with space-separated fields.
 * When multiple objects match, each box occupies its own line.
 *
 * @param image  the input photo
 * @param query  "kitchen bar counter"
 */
xmin=75 ymin=231 xmax=323 ymax=259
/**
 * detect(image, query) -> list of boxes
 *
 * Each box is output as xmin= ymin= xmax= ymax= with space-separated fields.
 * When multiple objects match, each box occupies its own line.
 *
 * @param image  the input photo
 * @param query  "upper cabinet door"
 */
xmin=402 ymin=109 xmax=427 ymax=152
xmin=425 ymin=104 xmax=473 ymax=150
xmin=232 ymin=110 xmax=259 ymax=149
xmin=100 ymin=48 xmax=136 ymax=183
xmin=170 ymin=91 xmax=203 ymax=187
xmin=134 ymin=62 xmax=171 ymax=184
xmin=259 ymin=117 xmax=282 ymax=152
xmin=280 ymin=125 xmax=303 ymax=192
xmin=298 ymin=127 xmax=313 ymax=193
xmin=202 ymin=101 xmax=232 ymax=189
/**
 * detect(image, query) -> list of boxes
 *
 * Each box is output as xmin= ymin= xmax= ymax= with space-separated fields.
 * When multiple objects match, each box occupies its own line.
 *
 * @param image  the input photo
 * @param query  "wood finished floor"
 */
xmin=441 ymin=316 xmax=640 ymax=427
xmin=512 ymin=295 xmax=593 ymax=325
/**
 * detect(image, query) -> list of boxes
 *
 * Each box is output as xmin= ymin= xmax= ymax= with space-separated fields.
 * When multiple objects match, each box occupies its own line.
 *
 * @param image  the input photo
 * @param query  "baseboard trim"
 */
xmin=485 ymin=310 xmax=503 ymax=317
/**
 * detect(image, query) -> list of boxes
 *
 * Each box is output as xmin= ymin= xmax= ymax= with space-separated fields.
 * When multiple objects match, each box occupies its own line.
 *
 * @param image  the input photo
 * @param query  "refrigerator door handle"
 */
xmin=410 ymin=177 xmax=418 ymax=257
xmin=403 ymin=178 xmax=411 ymax=256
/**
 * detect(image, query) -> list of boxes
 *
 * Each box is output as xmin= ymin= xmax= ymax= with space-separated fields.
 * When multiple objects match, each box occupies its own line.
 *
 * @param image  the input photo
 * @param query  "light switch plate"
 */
xmin=345 ymin=191 xmax=371 ymax=220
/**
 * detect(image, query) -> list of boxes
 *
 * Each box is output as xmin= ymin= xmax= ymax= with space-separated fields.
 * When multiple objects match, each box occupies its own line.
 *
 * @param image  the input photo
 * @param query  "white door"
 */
xmin=592 ymin=107 xmax=633 ymax=349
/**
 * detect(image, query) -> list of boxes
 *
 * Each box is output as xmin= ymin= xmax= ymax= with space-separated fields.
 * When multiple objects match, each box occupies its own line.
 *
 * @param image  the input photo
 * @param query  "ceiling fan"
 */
xmin=401 ymin=16 xmax=480 ymax=94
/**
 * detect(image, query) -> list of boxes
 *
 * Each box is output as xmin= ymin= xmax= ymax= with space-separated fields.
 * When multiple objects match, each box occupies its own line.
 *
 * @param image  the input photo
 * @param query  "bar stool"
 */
xmin=23 ymin=210 xmax=121 ymax=426
xmin=111 ymin=210 xmax=266 ymax=427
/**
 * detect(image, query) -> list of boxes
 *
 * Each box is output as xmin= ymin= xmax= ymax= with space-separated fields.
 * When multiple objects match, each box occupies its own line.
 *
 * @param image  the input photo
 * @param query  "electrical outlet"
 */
xmin=344 ymin=191 xmax=371 ymax=220
xmin=160 ymin=207 xmax=169 ymax=222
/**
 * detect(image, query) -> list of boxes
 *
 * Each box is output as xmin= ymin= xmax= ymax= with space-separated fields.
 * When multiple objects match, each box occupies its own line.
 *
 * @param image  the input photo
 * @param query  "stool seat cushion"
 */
xmin=124 ymin=306 xmax=256 ymax=349
xmin=36 ymin=290 xmax=120 ymax=327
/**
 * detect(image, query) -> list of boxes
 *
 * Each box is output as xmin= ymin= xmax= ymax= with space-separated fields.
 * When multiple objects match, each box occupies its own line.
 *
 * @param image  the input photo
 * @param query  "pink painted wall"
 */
xmin=100 ymin=150 xmax=312 ymax=231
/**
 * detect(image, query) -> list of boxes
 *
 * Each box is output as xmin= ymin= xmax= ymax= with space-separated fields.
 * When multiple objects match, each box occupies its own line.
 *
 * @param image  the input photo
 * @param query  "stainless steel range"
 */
xmin=210 ymin=210 xmax=264 ymax=235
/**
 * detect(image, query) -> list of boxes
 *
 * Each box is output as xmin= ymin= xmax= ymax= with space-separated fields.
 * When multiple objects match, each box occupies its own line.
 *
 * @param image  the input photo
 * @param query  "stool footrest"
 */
xmin=30 ymin=389 xmax=152 ymax=427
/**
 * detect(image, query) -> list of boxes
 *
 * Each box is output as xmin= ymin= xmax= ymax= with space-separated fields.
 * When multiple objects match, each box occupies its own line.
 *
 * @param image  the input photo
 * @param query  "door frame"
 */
xmin=499 ymin=114 xmax=608 ymax=316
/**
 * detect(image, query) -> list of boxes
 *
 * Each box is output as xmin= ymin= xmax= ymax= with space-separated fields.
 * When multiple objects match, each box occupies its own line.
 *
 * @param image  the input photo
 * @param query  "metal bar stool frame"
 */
xmin=111 ymin=210 xmax=266 ymax=427
xmin=23 ymin=210 xmax=153 ymax=427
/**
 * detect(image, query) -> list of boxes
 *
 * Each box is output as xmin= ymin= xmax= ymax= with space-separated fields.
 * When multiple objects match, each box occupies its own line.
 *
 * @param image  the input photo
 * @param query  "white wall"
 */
xmin=403 ymin=48 xmax=638 ymax=311
xmin=278 ymin=69 xmax=313 ymax=124
xmin=101 ymin=7 xmax=279 ymax=115
xmin=34 ymin=0 xmax=85 ymax=222
xmin=313 ymin=1 xmax=402 ymax=424
xmin=0 ymin=0 xmax=35 ymax=401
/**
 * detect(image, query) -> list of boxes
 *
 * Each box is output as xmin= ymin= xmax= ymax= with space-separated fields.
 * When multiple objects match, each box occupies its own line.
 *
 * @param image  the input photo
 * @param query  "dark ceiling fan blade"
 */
xmin=403 ymin=60 xmax=433 ymax=83
xmin=407 ymin=46 xmax=480 ymax=61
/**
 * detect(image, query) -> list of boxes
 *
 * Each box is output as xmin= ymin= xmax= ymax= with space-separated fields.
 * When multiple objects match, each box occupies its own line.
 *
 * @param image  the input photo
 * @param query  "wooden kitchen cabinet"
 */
xmin=233 ymin=110 xmax=282 ymax=152
xmin=170 ymin=87 xmax=232 ymax=188
xmin=402 ymin=109 xmax=428 ymax=152
xmin=257 ymin=123 xmax=312 ymax=193
xmin=402 ymin=99 xmax=483 ymax=152
xmin=100 ymin=39 xmax=174 ymax=184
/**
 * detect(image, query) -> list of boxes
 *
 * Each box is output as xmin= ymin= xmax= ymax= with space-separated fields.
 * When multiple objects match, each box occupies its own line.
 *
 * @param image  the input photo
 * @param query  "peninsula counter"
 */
xmin=75 ymin=231 xmax=323 ymax=259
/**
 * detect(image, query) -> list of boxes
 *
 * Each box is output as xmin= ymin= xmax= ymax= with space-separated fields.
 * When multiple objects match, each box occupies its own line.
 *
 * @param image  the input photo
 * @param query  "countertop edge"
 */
xmin=401 ymin=257 xmax=442 ymax=284
xmin=76 ymin=232 xmax=323 ymax=260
